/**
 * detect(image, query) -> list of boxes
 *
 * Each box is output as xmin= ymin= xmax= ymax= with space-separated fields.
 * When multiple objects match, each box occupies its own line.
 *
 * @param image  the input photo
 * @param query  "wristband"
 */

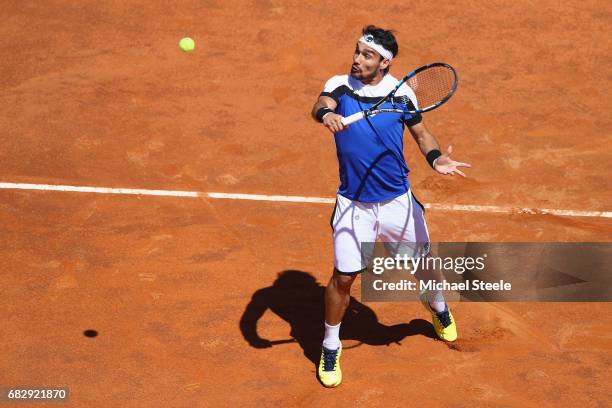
xmin=426 ymin=149 xmax=442 ymax=169
xmin=316 ymin=107 xmax=334 ymax=122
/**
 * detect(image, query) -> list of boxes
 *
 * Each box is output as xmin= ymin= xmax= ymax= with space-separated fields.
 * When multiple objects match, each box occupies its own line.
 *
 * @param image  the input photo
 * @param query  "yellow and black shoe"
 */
xmin=420 ymin=291 xmax=458 ymax=342
xmin=318 ymin=345 xmax=342 ymax=388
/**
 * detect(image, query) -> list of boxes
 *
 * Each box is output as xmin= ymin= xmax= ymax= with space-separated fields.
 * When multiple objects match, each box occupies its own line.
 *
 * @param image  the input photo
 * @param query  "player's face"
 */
xmin=351 ymin=42 xmax=388 ymax=82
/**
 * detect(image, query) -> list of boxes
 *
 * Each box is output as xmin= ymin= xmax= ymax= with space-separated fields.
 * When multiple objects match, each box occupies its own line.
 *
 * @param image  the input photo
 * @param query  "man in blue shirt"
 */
xmin=311 ymin=25 xmax=471 ymax=387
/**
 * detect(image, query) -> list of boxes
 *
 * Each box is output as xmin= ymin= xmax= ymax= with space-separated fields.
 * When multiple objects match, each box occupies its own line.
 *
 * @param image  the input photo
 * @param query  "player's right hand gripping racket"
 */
xmin=340 ymin=62 xmax=458 ymax=126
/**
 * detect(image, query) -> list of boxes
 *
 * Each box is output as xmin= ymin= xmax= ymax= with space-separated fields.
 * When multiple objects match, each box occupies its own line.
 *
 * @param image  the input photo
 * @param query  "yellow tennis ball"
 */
xmin=179 ymin=37 xmax=195 ymax=52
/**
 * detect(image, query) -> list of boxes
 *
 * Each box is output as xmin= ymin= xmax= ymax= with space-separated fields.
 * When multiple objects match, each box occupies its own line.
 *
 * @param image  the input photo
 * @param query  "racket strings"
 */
xmin=408 ymin=66 xmax=456 ymax=109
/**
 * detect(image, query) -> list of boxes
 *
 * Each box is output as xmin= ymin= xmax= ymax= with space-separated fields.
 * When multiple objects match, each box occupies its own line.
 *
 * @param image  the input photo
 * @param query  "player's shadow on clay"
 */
xmin=239 ymin=270 xmax=435 ymax=365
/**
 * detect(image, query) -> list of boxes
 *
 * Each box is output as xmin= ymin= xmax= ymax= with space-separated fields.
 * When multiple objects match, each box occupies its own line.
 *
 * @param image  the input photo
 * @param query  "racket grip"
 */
xmin=340 ymin=112 xmax=365 ymax=126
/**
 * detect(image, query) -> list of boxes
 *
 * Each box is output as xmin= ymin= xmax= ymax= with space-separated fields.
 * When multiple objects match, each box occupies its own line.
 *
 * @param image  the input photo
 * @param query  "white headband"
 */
xmin=358 ymin=34 xmax=394 ymax=60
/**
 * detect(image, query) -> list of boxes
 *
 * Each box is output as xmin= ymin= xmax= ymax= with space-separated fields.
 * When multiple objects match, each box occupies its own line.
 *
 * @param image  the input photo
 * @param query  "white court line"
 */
xmin=0 ymin=182 xmax=610 ymax=219
xmin=206 ymin=191 xmax=335 ymax=204
xmin=0 ymin=182 xmax=200 ymax=198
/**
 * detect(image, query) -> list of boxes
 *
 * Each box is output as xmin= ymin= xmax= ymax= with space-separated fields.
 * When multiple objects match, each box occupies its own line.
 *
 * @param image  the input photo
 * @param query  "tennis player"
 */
xmin=311 ymin=25 xmax=471 ymax=387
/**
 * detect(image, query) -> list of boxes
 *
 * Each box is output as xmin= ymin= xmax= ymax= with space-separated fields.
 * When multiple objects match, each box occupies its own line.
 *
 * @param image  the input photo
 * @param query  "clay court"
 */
xmin=1 ymin=0 xmax=611 ymax=406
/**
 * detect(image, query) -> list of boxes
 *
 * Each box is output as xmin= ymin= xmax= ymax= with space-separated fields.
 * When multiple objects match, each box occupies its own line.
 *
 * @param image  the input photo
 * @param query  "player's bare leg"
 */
xmin=318 ymin=269 xmax=357 ymax=387
xmin=414 ymin=261 xmax=447 ymax=310
xmin=324 ymin=270 xmax=357 ymax=326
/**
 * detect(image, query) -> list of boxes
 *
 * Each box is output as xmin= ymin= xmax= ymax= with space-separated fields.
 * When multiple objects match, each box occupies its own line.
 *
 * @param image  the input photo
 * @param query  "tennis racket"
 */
xmin=340 ymin=62 xmax=458 ymax=126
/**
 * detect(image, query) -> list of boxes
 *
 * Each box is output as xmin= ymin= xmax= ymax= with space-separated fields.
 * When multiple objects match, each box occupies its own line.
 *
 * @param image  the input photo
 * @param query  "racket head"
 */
xmin=396 ymin=62 xmax=459 ymax=114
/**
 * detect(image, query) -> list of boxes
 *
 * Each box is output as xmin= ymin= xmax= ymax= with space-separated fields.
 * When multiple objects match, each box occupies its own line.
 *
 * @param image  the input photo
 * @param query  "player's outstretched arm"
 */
xmin=408 ymin=122 xmax=472 ymax=177
xmin=312 ymin=95 xmax=345 ymax=133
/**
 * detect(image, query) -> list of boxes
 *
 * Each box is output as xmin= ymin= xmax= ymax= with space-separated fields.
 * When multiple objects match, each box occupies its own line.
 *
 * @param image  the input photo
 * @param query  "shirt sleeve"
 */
xmin=397 ymin=83 xmax=422 ymax=127
xmin=320 ymin=75 xmax=348 ymax=104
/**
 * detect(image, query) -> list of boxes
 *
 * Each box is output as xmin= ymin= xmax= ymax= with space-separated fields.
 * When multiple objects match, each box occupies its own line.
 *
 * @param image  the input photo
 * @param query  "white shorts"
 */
xmin=330 ymin=190 xmax=430 ymax=274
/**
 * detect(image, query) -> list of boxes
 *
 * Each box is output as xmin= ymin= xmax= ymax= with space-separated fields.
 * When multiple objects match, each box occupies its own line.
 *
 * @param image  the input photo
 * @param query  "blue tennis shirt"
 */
xmin=321 ymin=74 xmax=422 ymax=203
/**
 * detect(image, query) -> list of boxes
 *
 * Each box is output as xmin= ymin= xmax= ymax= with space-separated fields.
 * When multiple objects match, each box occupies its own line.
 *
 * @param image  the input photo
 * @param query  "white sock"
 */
xmin=428 ymin=290 xmax=447 ymax=313
xmin=322 ymin=322 xmax=341 ymax=350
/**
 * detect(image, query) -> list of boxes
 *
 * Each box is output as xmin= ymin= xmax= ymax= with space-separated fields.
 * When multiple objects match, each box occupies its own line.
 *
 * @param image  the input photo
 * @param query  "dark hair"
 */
xmin=362 ymin=25 xmax=398 ymax=58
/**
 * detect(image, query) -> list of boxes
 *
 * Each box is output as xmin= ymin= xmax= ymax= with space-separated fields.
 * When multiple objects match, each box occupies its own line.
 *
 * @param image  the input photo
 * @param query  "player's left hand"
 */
xmin=434 ymin=145 xmax=472 ymax=177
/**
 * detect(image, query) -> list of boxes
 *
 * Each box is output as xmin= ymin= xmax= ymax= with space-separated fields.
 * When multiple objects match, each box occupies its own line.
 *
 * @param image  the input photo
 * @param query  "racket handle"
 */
xmin=340 ymin=111 xmax=365 ymax=126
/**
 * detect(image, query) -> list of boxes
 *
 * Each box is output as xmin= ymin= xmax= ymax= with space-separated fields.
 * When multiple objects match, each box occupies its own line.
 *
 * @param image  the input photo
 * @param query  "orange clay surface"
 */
xmin=1 ymin=1 xmax=611 ymax=407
